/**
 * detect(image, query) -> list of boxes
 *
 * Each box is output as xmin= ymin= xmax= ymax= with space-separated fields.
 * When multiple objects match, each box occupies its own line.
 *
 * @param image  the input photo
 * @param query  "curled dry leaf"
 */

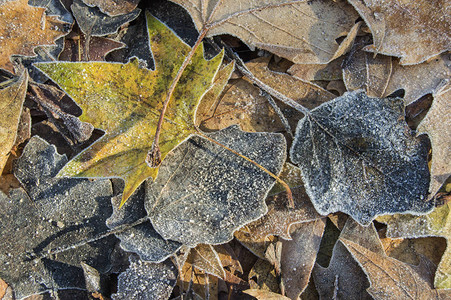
xmin=0 ymin=0 xmax=70 ymax=73
xmin=35 ymin=13 xmax=229 ymax=205
xmin=145 ymin=125 xmax=286 ymax=246
xmin=347 ymin=0 xmax=451 ymax=65
xmin=170 ymin=0 xmax=359 ymax=64
xmin=417 ymin=83 xmax=451 ymax=197
xmin=290 ymin=90 xmax=433 ymax=225
xmin=378 ymin=202 xmax=451 ymax=289
xmin=82 ymin=0 xmax=140 ymax=17
xmin=0 ymin=69 xmax=27 ymax=174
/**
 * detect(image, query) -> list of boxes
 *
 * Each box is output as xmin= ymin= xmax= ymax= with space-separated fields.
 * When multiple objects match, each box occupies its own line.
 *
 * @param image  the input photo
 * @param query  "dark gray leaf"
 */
xmin=106 ymin=185 xmax=182 ymax=263
xmin=29 ymin=0 xmax=74 ymax=24
xmin=82 ymin=0 xmax=140 ymax=17
xmin=71 ymin=0 xmax=140 ymax=36
xmin=0 ymin=136 xmax=116 ymax=299
xmin=290 ymin=91 xmax=433 ymax=225
xmin=146 ymin=125 xmax=286 ymax=247
xmin=112 ymin=255 xmax=177 ymax=300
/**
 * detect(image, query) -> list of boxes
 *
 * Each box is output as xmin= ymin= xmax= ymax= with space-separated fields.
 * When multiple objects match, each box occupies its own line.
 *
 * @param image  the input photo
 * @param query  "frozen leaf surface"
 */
xmin=347 ymin=0 xmax=451 ymax=65
xmin=35 ymin=13 xmax=228 ymax=204
xmin=106 ymin=186 xmax=182 ymax=263
xmin=82 ymin=0 xmax=140 ymax=16
xmin=170 ymin=0 xmax=359 ymax=64
xmin=290 ymin=91 xmax=433 ymax=225
xmin=0 ymin=0 xmax=69 ymax=73
xmin=244 ymin=289 xmax=290 ymax=300
xmin=0 ymin=136 xmax=115 ymax=299
xmin=146 ymin=125 xmax=286 ymax=247
xmin=0 ymin=69 xmax=28 ymax=174
xmin=378 ymin=202 xmax=451 ymax=289
xmin=187 ymin=244 xmax=225 ymax=279
xmin=417 ymin=83 xmax=451 ymax=197
xmin=29 ymin=0 xmax=74 ymax=24
xmin=112 ymin=256 xmax=177 ymax=300
xmin=71 ymin=0 xmax=140 ymax=36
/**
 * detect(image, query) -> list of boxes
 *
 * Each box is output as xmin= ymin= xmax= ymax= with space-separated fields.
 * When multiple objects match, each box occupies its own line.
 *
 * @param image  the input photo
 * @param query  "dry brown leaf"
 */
xmin=280 ymin=219 xmax=326 ymax=299
xmin=0 ymin=278 xmax=7 ymax=299
xmin=213 ymin=244 xmax=243 ymax=274
xmin=0 ymin=69 xmax=28 ymax=175
xmin=234 ymin=230 xmax=276 ymax=260
xmin=244 ymin=289 xmax=290 ymax=300
xmin=248 ymin=258 xmax=280 ymax=294
xmin=288 ymin=57 xmax=344 ymax=82
xmin=343 ymin=44 xmax=451 ymax=104
xmin=180 ymin=264 xmax=220 ymax=300
xmin=417 ymin=83 xmax=451 ymax=197
xmin=82 ymin=0 xmax=140 ymax=16
xmin=187 ymin=244 xmax=226 ymax=280
xmin=170 ymin=0 xmax=359 ymax=64
xmin=347 ymin=0 xmax=451 ymax=65
xmin=0 ymin=0 xmax=69 ymax=73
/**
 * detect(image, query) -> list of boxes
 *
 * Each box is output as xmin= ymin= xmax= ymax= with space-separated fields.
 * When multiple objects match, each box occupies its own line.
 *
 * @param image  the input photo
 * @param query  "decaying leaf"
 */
xmin=59 ymin=33 xmax=125 ymax=61
xmin=0 ymin=136 xmax=116 ymax=299
xmin=0 ymin=69 xmax=28 ymax=174
xmin=170 ymin=0 xmax=359 ymax=64
xmin=82 ymin=0 xmax=140 ymax=16
xmin=290 ymin=90 xmax=433 ymax=225
xmin=248 ymin=258 xmax=280 ymax=294
xmin=347 ymin=0 xmax=450 ymax=65
xmin=280 ymin=219 xmax=326 ymax=299
xmin=0 ymin=0 xmax=70 ymax=73
xmin=340 ymin=219 xmax=451 ymax=299
xmin=378 ymin=202 xmax=451 ymax=289
xmin=244 ymin=289 xmax=290 ymax=300
xmin=35 ymin=13 xmax=229 ymax=204
xmin=187 ymin=244 xmax=225 ymax=279
xmin=145 ymin=125 xmax=286 ymax=246
xmin=417 ymin=83 xmax=451 ymax=197
xmin=112 ymin=256 xmax=177 ymax=300
xmin=288 ymin=57 xmax=344 ymax=82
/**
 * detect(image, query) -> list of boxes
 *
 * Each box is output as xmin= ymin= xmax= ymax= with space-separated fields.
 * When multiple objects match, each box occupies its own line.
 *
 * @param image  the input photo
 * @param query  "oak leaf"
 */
xmin=0 ymin=0 xmax=70 ymax=73
xmin=35 ymin=13 xmax=229 ymax=205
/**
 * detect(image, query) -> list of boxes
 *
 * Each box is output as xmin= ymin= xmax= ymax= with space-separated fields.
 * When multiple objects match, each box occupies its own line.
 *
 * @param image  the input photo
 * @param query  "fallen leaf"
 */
xmin=378 ymin=202 xmax=451 ymax=289
xmin=112 ymin=255 xmax=177 ymax=300
xmin=417 ymin=83 xmax=451 ymax=197
xmin=0 ymin=279 xmax=7 ymax=299
xmin=0 ymin=136 xmax=116 ymax=299
xmin=290 ymin=90 xmax=433 ymax=225
xmin=343 ymin=39 xmax=451 ymax=104
xmin=213 ymin=244 xmax=243 ymax=274
xmin=280 ymin=219 xmax=326 ymax=299
xmin=340 ymin=219 xmax=451 ymax=299
xmin=0 ymin=0 xmax=69 ymax=73
xmin=0 ymin=69 xmax=28 ymax=174
xmin=145 ymin=125 xmax=286 ymax=246
xmin=82 ymin=0 xmax=140 ymax=17
xmin=29 ymin=0 xmax=74 ymax=24
xmin=288 ymin=57 xmax=344 ymax=82
xmin=234 ymin=231 xmax=276 ymax=260
xmin=187 ymin=244 xmax=226 ymax=279
xmin=244 ymin=289 xmax=290 ymax=300
xmin=170 ymin=0 xmax=359 ymax=64
xmin=347 ymin=0 xmax=450 ymax=65
xmin=71 ymin=0 xmax=140 ymax=37
xmin=35 ymin=13 xmax=229 ymax=204
xmin=179 ymin=264 xmax=219 ymax=299
xmin=248 ymin=258 xmax=280 ymax=294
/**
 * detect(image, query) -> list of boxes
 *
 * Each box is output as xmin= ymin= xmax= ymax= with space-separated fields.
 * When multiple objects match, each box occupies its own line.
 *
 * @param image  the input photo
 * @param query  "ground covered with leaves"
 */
xmin=0 ymin=0 xmax=450 ymax=299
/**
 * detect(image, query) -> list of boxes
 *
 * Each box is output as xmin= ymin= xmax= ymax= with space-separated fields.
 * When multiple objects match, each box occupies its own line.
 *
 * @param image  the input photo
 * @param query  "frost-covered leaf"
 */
xmin=29 ymin=0 xmax=74 ymax=24
xmin=0 ymin=136 xmax=115 ymax=299
xmin=280 ymin=219 xmax=326 ymax=299
xmin=290 ymin=90 xmax=433 ymax=225
xmin=112 ymin=256 xmax=177 ymax=300
xmin=347 ymin=0 xmax=450 ymax=65
xmin=288 ymin=57 xmax=344 ymax=82
xmin=244 ymin=289 xmax=290 ymax=300
xmin=106 ymin=186 xmax=182 ymax=263
xmin=146 ymin=125 xmax=286 ymax=247
xmin=378 ymin=202 xmax=451 ymax=289
xmin=82 ymin=0 xmax=140 ymax=16
xmin=71 ymin=0 xmax=140 ymax=37
xmin=170 ymin=0 xmax=359 ymax=64
xmin=59 ymin=33 xmax=125 ymax=61
xmin=340 ymin=219 xmax=451 ymax=299
xmin=0 ymin=0 xmax=69 ymax=73
xmin=187 ymin=244 xmax=225 ymax=279
xmin=343 ymin=40 xmax=451 ymax=104
xmin=0 ymin=69 xmax=27 ymax=174
xmin=35 ymin=13 xmax=229 ymax=205
xmin=417 ymin=83 xmax=451 ymax=197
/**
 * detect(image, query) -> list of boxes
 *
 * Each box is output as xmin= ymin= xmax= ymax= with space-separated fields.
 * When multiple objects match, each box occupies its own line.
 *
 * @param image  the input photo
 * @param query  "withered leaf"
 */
xmin=187 ymin=244 xmax=225 ymax=279
xmin=0 ymin=136 xmax=116 ymax=299
xmin=82 ymin=0 xmax=140 ymax=17
xmin=0 ymin=0 xmax=69 ymax=73
xmin=290 ymin=91 xmax=433 ymax=225
xmin=112 ymin=256 xmax=177 ymax=300
xmin=170 ymin=0 xmax=359 ymax=64
xmin=347 ymin=0 xmax=451 ymax=65
xmin=0 ymin=69 xmax=28 ymax=175
xmin=244 ymin=289 xmax=290 ymax=300
xmin=288 ymin=57 xmax=344 ymax=82
xmin=280 ymin=219 xmax=326 ymax=299
xmin=145 ymin=125 xmax=286 ymax=247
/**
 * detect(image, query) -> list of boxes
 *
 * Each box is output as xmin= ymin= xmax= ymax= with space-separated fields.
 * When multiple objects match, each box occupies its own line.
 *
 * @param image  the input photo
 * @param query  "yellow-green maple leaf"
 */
xmin=35 ymin=12 xmax=230 ymax=205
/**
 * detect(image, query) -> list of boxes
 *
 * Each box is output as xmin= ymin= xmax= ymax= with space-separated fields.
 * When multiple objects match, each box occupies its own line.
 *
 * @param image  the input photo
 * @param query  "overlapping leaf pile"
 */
xmin=0 ymin=0 xmax=450 ymax=299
